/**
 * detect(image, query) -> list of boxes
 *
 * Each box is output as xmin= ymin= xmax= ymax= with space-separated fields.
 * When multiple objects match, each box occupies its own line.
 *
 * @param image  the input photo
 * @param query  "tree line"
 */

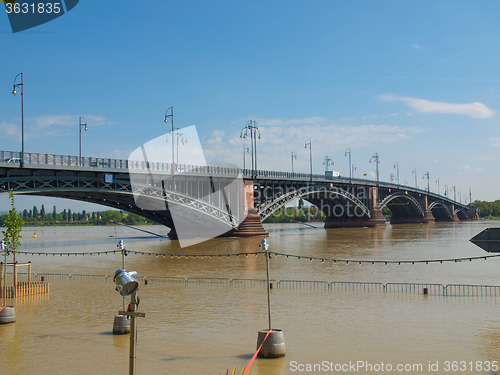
xmin=471 ymin=200 xmax=500 ymax=218
xmin=0 ymin=204 xmax=149 ymax=226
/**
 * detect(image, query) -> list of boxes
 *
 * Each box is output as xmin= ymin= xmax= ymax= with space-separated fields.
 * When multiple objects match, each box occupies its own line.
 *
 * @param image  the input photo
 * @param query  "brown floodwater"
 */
xmin=1 ymin=221 xmax=500 ymax=374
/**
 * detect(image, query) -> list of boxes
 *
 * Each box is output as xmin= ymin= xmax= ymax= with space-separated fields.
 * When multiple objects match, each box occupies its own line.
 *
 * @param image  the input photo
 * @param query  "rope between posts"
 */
xmin=12 ymin=249 xmax=500 ymax=265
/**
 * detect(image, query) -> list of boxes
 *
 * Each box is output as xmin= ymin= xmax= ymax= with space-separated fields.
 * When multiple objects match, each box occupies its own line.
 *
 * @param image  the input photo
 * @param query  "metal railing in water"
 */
xmin=7 ymin=273 xmax=500 ymax=296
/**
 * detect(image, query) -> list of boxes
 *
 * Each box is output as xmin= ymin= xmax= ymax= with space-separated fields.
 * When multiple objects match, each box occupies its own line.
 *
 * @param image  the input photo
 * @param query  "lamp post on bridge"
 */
xmin=291 ymin=152 xmax=297 ymax=173
xmin=390 ymin=173 xmax=396 ymax=183
xmin=345 ymin=148 xmax=352 ymax=183
xmin=79 ymin=117 xmax=87 ymax=166
xmin=173 ymin=128 xmax=187 ymax=166
xmin=412 ymin=169 xmax=417 ymax=189
xmin=240 ymin=120 xmax=260 ymax=179
xmin=12 ymin=72 xmax=24 ymax=168
xmin=323 ymin=156 xmax=333 ymax=173
xmin=444 ymin=184 xmax=448 ymax=198
xmin=423 ymin=172 xmax=430 ymax=194
xmin=450 ymin=186 xmax=456 ymax=202
xmin=352 ymin=164 xmax=356 ymax=179
xmin=436 ymin=178 xmax=440 ymax=196
xmin=393 ymin=162 xmax=399 ymax=185
xmin=164 ymin=107 xmax=174 ymax=172
xmin=242 ymin=144 xmax=249 ymax=170
xmin=305 ymin=138 xmax=312 ymax=182
xmin=369 ymin=152 xmax=380 ymax=187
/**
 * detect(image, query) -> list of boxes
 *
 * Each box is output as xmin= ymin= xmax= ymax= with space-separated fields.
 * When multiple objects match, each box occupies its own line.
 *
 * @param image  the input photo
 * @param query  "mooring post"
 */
xmin=129 ymin=291 xmax=137 ymax=375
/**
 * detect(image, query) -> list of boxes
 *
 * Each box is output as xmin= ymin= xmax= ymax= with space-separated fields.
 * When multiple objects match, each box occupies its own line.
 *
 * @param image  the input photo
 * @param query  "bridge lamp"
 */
xmin=12 ymin=72 xmax=24 ymax=167
xmin=164 ymin=107 xmax=175 ymax=172
xmin=79 ymin=117 xmax=88 ymax=166
xmin=305 ymin=138 xmax=313 ymax=181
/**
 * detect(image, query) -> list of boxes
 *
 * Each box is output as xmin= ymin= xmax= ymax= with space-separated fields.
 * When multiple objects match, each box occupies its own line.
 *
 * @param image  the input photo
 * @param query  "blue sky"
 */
xmin=1 ymin=1 xmax=499 ymax=212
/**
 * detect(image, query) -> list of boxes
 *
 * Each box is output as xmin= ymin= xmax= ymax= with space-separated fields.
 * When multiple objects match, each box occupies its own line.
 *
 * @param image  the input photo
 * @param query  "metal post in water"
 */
xmin=1 ymin=240 xmax=6 ymax=306
xmin=261 ymin=238 xmax=272 ymax=331
xmin=129 ymin=291 xmax=137 ymax=375
xmin=118 ymin=240 xmax=126 ymax=312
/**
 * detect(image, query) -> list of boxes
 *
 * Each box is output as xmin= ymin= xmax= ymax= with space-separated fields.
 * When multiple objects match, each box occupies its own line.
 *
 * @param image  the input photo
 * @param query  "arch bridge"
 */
xmin=0 ymin=150 xmax=474 ymax=237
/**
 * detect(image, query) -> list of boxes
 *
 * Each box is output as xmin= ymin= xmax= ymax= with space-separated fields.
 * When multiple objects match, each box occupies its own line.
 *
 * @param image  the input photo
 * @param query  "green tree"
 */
xmin=53 ymin=205 xmax=57 ymax=219
xmin=68 ymin=209 xmax=72 ymax=221
xmin=40 ymin=204 xmax=46 ymax=219
xmin=22 ymin=209 xmax=28 ymax=218
xmin=2 ymin=190 xmax=24 ymax=262
xmin=62 ymin=209 xmax=67 ymax=221
xmin=298 ymin=198 xmax=304 ymax=209
xmin=33 ymin=205 xmax=39 ymax=219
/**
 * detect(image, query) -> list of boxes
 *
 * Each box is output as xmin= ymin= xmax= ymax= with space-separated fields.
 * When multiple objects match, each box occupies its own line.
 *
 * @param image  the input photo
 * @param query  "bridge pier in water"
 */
xmin=225 ymin=180 xmax=268 ymax=237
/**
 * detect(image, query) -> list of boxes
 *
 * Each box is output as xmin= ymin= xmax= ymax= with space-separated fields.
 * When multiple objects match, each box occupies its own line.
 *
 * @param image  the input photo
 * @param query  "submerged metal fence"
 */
xmin=7 ymin=272 xmax=500 ymax=296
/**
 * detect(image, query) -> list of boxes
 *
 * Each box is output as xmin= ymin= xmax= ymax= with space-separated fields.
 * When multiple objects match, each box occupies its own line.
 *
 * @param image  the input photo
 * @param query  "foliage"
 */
xmin=2 ymin=203 xmax=151 ymax=227
xmin=263 ymin=206 xmax=326 ymax=223
xmin=471 ymin=200 xmax=500 ymax=218
xmin=1 ymin=190 xmax=24 ymax=254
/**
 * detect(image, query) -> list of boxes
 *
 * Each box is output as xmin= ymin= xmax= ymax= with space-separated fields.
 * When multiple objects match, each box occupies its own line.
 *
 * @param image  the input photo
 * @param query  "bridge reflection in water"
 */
xmin=0 ymin=150 xmax=475 ymax=239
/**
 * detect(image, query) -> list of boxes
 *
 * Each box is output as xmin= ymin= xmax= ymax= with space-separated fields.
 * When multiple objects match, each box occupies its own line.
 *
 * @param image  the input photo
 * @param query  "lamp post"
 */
xmin=243 ymin=143 xmax=249 ymax=170
xmin=423 ymin=172 xmax=430 ymax=194
xmin=393 ymin=162 xmax=399 ymax=185
xmin=444 ymin=183 xmax=448 ymax=198
xmin=164 ymin=107 xmax=174 ymax=172
xmin=369 ymin=152 xmax=380 ymax=187
xmin=412 ymin=169 xmax=417 ymax=188
xmin=305 ymin=138 xmax=312 ymax=181
xmin=78 ymin=117 xmax=87 ymax=166
xmin=173 ymin=128 xmax=187 ymax=166
xmin=12 ymin=72 xmax=24 ymax=167
xmin=345 ymin=148 xmax=352 ymax=183
xmin=451 ymin=185 xmax=456 ymax=202
xmin=390 ymin=173 xmax=396 ymax=183
xmin=352 ymin=164 xmax=356 ymax=179
xmin=323 ymin=156 xmax=333 ymax=173
xmin=436 ymin=178 xmax=440 ymax=196
xmin=291 ymin=152 xmax=297 ymax=173
xmin=240 ymin=120 xmax=260 ymax=178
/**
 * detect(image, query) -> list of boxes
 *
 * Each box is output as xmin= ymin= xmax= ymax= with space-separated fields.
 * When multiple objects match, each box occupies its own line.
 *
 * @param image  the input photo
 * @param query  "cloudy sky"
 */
xmin=1 ymin=1 xmax=499 ymax=212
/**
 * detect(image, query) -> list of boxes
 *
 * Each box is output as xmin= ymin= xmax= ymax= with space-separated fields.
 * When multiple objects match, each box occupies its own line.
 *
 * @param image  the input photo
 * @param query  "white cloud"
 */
xmin=411 ymin=44 xmax=421 ymax=49
xmin=379 ymin=94 xmax=495 ymax=118
xmin=490 ymin=137 xmax=500 ymax=147
xmin=201 ymin=117 xmax=424 ymax=170
xmin=474 ymin=167 xmax=484 ymax=173
xmin=0 ymin=121 xmax=20 ymax=138
xmin=460 ymin=165 xmax=471 ymax=170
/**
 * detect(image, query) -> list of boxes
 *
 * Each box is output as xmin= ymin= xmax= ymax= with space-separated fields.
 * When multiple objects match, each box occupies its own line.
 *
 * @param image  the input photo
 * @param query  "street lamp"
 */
xmin=412 ymin=169 xmax=417 ymax=188
xmin=352 ymin=164 xmax=356 ymax=179
xmin=291 ymin=152 xmax=297 ymax=173
xmin=79 ymin=117 xmax=87 ymax=166
xmin=450 ymin=185 xmax=456 ymax=202
xmin=436 ymin=178 xmax=440 ymax=195
xmin=164 ymin=107 xmax=175 ymax=172
xmin=345 ymin=148 xmax=352 ymax=183
xmin=173 ymin=128 xmax=187 ymax=166
xmin=422 ymin=172 xmax=430 ymax=194
xmin=304 ymin=138 xmax=312 ymax=181
xmin=444 ymin=183 xmax=448 ymax=198
xmin=243 ymin=143 xmax=249 ymax=170
xmin=369 ymin=152 xmax=380 ymax=186
xmin=323 ymin=156 xmax=333 ymax=173
xmin=12 ymin=72 xmax=24 ymax=167
xmin=240 ymin=120 xmax=261 ymax=178
xmin=393 ymin=162 xmax=399 ymax=185
xmin=390 ymin=173 xmax=396 ymax=183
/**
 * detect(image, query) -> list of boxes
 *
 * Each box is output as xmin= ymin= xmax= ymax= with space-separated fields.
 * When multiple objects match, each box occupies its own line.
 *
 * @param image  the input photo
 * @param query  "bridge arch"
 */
xmin=454 ymin=208 xmax=468 ymax=221
xmin=428 ymin=201 xmax=453 ymax=221
xmin=257 ymin=185 xmax=370 ymax=221
xmin=379 ymin=192 xmax=425 ymax=218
